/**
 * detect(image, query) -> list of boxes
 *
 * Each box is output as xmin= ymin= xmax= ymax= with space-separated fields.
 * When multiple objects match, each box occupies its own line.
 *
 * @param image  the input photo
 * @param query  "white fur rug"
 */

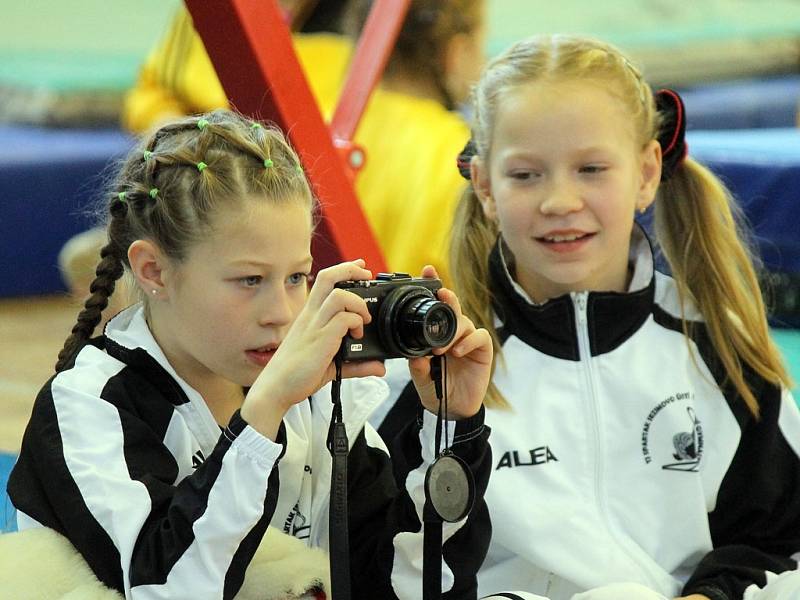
xmin=0 ymin=526 xmax=330 ymax=599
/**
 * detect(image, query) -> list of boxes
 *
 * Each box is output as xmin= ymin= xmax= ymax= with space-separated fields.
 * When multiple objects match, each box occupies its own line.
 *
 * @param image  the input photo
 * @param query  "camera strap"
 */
xmin=423 ymin=355 xmax=475 ymax=600
xmin=327 ymin=356 xmax=351 ymax=600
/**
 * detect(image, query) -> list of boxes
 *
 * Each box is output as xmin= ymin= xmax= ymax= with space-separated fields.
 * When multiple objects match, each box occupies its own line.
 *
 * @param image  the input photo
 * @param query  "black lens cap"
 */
xmin=424 ymin=453 xmax=475 ymax=522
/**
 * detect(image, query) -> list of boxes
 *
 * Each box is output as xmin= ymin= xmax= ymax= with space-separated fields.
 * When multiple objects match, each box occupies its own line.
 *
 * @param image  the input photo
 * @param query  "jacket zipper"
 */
xmin=571 ymin=292 xmax=661 ymax=590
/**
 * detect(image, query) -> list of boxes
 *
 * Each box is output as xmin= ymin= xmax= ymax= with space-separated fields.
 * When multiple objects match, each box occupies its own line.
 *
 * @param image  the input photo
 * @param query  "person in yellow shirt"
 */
xmin=122 ymin=0 xmax=487 ymax=285
xmin=343 ymin=0 xmax=486 ymax=285
xmin=122 ymin=1 xmax=353 ymax=130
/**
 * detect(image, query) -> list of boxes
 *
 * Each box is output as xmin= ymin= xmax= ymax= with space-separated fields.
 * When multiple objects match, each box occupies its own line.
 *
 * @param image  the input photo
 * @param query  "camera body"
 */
xmin=336 ymin=273 xmax=457 ymax=362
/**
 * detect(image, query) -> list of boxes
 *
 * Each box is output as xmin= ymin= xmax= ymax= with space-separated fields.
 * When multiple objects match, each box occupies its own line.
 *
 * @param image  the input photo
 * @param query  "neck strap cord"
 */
xmin=328 ymin=356 xmax=351 ymax=600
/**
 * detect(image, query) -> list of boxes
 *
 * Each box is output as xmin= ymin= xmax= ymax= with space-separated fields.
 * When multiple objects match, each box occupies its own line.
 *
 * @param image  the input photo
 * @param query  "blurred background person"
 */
xmin=122 ymin=0 xmax=354 ymax=131
xmin=121 ymin=0 xmax=487 ymax=285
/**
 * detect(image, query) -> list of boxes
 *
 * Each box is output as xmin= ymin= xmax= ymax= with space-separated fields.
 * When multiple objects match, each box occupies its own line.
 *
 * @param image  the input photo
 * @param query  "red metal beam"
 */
xmin=330 ymin=0 xmax=411 ymax=144
xmin=185 ymin=0 xmax=387 ymax=273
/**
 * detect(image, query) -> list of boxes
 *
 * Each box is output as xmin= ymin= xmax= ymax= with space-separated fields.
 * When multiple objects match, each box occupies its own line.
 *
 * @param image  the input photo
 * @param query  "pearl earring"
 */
xmin=151 ymin=289 xmax=158 ymax=295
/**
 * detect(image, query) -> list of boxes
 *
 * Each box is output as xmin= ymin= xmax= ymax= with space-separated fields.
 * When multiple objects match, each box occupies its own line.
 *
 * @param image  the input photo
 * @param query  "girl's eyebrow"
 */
xmin=229 ymin=259 xmax=270 ymax=268
xmin=573 ymin=146 xmax=618 ymax=156
xmin=294 ymin=257 xmax=314 ymax=270
xmin=229 ymin=256 xmax=313 ymax=269
xmin=497 ymin=148 xmax=541 ymax=160
xmin=501 ymin=145 xmax=615 ymax=159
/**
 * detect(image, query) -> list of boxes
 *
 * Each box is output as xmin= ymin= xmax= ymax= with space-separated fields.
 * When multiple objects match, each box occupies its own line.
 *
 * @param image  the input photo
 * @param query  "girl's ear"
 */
xmin=471 ymin=156 xmax=497 ymax=221
xmin=637 ymin=139 xmax=662 ymax=212
xmin=128 ymin=239 xmax=168 ymax=298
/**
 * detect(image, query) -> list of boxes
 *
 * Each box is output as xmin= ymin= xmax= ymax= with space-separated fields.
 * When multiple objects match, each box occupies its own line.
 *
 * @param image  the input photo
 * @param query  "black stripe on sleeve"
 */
xmin=8 ymin=381 xmax=125 ymax=591
xmin=347 ymin=428 xmax=414 ymax=599
xmin=129 ymin=412 xmax=284 ymax=588
xmin=222 ymin=418 xmax=286 ymax=598
xmin=350 ymin=409 xmax=492 ymax=599
xmin=128 ymin=431 xmax=231 ymax=586
xmin=377 ymin=380 xmax=422 ymax=454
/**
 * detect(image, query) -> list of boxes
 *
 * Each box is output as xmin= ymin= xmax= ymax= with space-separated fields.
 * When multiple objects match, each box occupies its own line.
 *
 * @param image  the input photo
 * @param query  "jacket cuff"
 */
xmin=418 ymin=405 xmax=489 ymax=464
xmin=452 ymin=405 xmax=487 ymax=445
xmin=224 ymin=409 xmax=287 ymax=467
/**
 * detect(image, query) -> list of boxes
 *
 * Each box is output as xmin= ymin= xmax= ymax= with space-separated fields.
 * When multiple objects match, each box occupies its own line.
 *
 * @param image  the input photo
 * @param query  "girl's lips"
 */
xmin=245 ymin=347 xmax=277 ymax=367
xmin=535 ymin=232 xmax=596 ymax=254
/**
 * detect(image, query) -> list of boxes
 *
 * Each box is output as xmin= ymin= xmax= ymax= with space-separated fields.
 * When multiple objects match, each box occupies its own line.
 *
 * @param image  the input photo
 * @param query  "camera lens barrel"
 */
xmin=379 ymin=286 xmax=457 ymax=357
xmin=402 ymin=297 xmax=456 ymax=348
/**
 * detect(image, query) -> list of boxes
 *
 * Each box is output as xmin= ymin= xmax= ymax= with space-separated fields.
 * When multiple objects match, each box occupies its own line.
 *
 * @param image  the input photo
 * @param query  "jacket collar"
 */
xmin=489 ymin=226 xmax=656 ymax=360
xmin=104 ymin=305 xmax=203 ymax=406
xmin=103 ymin=304 xmax=224 ymax=449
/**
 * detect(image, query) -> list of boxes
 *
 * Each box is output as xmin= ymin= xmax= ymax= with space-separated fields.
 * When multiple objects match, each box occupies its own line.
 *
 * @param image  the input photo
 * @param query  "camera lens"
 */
xmin=401 ymin=298 xmax=455 ymax=348
xmin=379 ymin=286 xmax=457 ymax=357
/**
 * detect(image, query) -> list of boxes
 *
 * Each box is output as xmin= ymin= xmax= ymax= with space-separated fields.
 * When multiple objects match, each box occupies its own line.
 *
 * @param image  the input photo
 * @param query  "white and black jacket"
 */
xmin=8 ymin=305 xmax=491 ymax=600
xmin=379 ymin=229 xmax=800 ymax=600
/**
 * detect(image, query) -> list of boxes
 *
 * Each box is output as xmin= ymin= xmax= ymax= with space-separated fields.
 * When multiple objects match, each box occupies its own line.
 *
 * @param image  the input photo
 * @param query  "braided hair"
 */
xmin=55 ymin=110 xmax=313 ymax=372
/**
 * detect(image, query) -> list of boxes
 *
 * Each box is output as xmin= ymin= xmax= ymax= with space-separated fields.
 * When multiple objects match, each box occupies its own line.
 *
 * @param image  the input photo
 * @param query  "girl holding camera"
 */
xmin=8 ymin=110 xmax=493 ymax=599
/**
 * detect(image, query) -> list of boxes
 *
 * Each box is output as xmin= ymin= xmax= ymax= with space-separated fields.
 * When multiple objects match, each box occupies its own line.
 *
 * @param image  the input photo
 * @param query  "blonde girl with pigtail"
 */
xmin=380 ymin=35 xmax=800 ymax=600
xmin=6 ymin=109 xmax=495 ymax=600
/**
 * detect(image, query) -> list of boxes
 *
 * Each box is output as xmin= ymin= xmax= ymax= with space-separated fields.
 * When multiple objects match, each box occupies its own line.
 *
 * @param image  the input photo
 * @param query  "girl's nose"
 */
xmin=539 ymin=178 xmax=584 ymax=215
xmin=259 ymin=288 xmax=294 ymax=327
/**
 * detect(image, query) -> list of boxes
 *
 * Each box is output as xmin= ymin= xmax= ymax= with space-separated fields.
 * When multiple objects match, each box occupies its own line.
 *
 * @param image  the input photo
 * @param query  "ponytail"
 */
xmin=450 ymin=185 xmax=508 ymax=408
xmin=655 ymin=158 xmax=792 ymax=417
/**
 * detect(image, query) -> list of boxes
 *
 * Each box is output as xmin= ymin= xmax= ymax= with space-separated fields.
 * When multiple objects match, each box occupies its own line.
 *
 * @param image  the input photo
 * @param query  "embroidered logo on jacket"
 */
xmin=495 ymin=446 xmax=558 ymax=470
xmin=641 ymin=392 xmax=704 ymax=472
xmin=283 ymin=501 xmax=310 ymax=539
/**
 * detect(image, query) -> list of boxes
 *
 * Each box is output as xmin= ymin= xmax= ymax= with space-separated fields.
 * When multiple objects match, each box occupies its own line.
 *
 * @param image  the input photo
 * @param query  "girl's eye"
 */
xmin=508 ymin=170 xmax=537 ymax=181
xmin=240 ymin=276 xmax=262 ymax=287
xmin=287 ymin=272 xmax=309 ymax=286
xmin=580 ymin=165 xmax=607 ymax=174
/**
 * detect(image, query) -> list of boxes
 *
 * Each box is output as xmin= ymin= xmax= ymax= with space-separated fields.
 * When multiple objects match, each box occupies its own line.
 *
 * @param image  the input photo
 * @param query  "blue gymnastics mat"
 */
xmin=1 ymin=452 xmax=17 ymax=533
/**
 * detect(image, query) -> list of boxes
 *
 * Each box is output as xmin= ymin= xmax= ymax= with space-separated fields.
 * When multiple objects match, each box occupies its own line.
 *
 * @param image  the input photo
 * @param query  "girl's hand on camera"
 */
xmin=407 ymin=266 xmax=492 ymax=420
xmin=243 ymin=259 xmax=385 ymax=439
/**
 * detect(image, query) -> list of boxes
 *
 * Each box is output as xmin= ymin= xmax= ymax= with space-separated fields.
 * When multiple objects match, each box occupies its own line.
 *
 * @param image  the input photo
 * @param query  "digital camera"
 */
xmin=336 ymin=273 xmax=457 ymax=361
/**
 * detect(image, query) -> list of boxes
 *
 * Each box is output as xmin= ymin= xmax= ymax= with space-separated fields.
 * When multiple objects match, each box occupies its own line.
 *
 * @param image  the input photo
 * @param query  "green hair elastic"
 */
xmin=117 ymin=192 xmax=127 ymax=203
xmin=197 ymin=161 xmax=208 ymax=172
xmin=149 ymin=188 xmax=159 ymax=199
xmin=143 ymin=150 xmax=153 ymax=161
xmin=197 ymin=118 xmax=209 ymax=131
xmin=250 ymin=122 xmax=262 ymax=130
xmin=263 ymin=158 xmax=274 ymax=168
